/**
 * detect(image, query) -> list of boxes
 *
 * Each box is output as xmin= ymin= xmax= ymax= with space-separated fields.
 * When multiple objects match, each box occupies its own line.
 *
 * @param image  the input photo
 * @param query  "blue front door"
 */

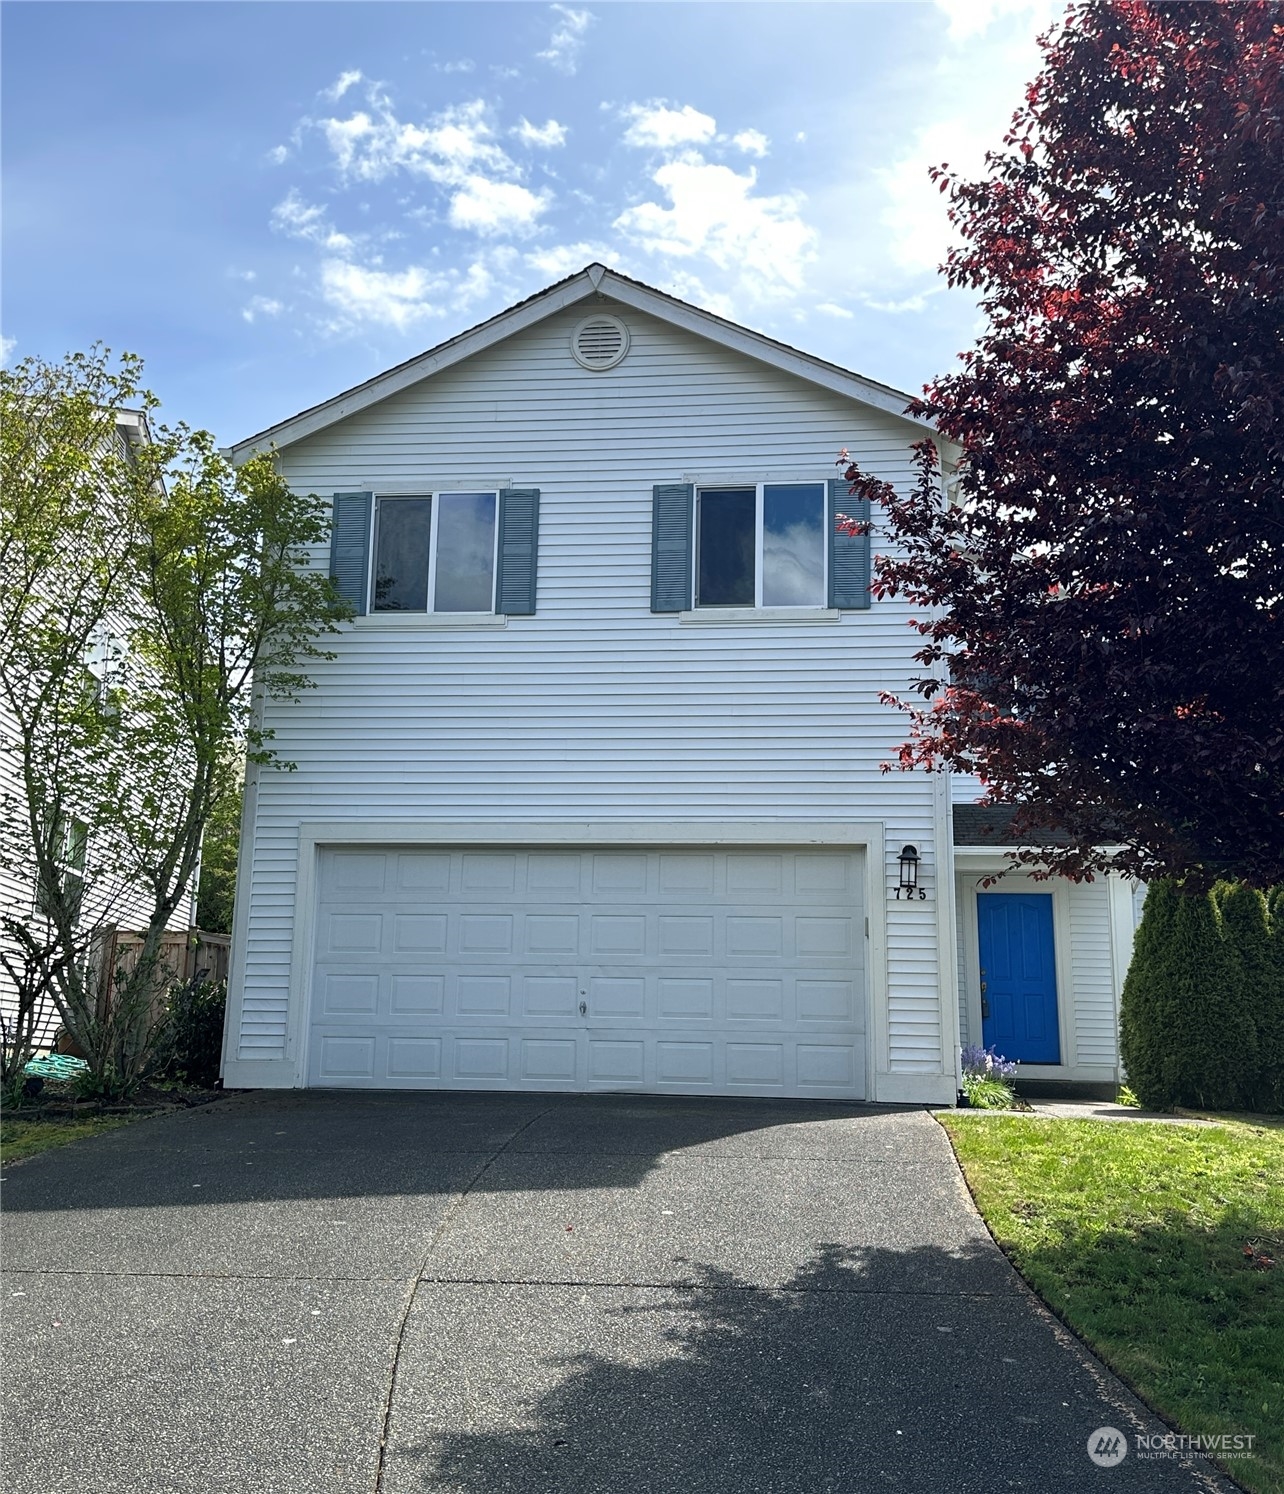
xmin=977 ymin=894 xmax=1061 ymax=1064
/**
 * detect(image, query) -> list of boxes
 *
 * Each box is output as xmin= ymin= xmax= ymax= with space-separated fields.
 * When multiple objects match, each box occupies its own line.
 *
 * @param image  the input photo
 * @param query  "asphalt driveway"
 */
xmin=2 ymin=1092 xmax=1238 ymax=1493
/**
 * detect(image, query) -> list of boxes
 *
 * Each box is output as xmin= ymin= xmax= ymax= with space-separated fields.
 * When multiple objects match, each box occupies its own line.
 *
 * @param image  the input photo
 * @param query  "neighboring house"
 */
xmin=221 ymin=264 xmax=1138 ymax=1103
xmin=0 ymin=411 xmax=197 ymax=1047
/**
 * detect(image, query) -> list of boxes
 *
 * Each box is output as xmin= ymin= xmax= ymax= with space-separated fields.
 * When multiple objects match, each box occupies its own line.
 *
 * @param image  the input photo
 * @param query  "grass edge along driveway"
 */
xmin=940 ymin=1113 xmax=1283 ymax=1494
xmin=2 ymin=1111 xmax=140 ymax=1166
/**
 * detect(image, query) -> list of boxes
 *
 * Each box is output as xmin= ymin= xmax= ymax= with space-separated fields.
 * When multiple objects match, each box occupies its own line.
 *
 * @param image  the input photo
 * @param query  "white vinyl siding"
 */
xmin=230 ymin=303 xmax=944 ymax=1088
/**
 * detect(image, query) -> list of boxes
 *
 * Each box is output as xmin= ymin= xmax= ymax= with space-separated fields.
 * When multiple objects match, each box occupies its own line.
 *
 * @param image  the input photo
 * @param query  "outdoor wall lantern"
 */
xmin=897 ymin=844 xmax=920 ymax=892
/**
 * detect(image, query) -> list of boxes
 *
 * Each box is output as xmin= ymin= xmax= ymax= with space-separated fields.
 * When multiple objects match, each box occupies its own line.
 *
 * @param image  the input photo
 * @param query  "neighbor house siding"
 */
xmin=230 ymin=302 xmax=946 ymax=1086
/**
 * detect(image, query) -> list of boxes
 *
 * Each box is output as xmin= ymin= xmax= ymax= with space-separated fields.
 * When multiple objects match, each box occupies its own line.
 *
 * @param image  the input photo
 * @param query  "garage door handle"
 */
xmin=579 ymin=1000 xmax=587 ymax=1017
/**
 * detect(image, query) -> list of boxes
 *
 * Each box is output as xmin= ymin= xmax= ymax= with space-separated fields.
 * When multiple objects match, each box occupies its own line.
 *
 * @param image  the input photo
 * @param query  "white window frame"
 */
xmin=369 ymin=491 xmax=501 ymax=616
xmin=694 ymin=481 xmax=828 ymax=610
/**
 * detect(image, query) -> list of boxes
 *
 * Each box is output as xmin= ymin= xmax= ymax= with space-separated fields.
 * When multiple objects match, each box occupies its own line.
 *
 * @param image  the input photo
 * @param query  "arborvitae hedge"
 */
xmin=1119 ymin=880 xmax=1183 ymax=1107
xmin=1263 ymin=887 xmax=1284 ymax=1110
xmin=1120 ymin=879 xmax=1284 ymax=1113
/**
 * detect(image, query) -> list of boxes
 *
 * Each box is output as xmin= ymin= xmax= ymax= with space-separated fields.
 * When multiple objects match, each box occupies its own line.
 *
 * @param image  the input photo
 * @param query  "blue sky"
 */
xmin=2 ymin=0 xmax=1058 ymax=446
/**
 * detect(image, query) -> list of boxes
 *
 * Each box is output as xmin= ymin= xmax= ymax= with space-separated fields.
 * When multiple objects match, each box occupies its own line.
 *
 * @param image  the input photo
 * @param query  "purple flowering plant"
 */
xmin=960 ymin=1044 xmax=1018 ymax=1079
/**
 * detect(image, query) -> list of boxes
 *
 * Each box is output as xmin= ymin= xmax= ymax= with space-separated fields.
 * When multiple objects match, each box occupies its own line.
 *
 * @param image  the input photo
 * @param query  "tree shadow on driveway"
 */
xmin=386 ymin=1241 xmax=1227 ymax=1494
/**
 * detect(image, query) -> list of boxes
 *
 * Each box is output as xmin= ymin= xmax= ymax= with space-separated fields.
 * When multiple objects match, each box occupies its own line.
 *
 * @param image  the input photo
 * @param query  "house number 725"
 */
xmin=892 ymin=887 xmax=928 ymax=900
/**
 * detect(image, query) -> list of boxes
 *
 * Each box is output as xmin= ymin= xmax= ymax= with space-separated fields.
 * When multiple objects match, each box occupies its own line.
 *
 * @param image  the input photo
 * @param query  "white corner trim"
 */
xmin=677 ymin=607 xmax=841 ymax=626
xmin=222 ymin=1057 xmax=301 ymax=1090
xmin=221 ymin=686 xmax=266 ymax=1080
xmin=874 ymin=1071 xmax=955 ymax=1104
xmin=934 ymin=769 xmax=963 ymax=1095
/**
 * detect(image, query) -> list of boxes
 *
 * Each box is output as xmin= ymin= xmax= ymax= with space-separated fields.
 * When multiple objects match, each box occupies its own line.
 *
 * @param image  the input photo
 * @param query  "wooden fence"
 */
xmin=97 ymin=928 xmax=231 ymax=995
xmin=42 ymin=928 xmax=231 ymax=1056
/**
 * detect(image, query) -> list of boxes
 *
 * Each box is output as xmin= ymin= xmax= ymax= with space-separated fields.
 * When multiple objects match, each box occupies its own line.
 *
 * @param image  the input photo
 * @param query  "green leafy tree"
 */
xmin=196 ymin=778 xmax=242 ymax=936
xmin=0 ymin=347 xmax=154 ymax=1091
xmin=0 ymin=349 xmax=349 ymax=1096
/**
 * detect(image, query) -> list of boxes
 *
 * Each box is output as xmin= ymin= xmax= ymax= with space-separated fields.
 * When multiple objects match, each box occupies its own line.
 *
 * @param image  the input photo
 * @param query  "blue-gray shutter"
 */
xmin=651 ymin=483 xmax=694 ymax=612
xmin=828 ymin=477 xmax=872 ymax=610
xmin=329 ymin=492 xmax=373 ymax=616
xmin=496 ymin=488 xmax=540 ymax=615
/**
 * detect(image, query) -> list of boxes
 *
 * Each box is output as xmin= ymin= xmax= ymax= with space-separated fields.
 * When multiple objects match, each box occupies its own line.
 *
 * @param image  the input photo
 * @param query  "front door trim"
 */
xmin=976 ymin=892 xmax=1060 ymax=1063
xmin=957 ymin=864 xmax=1076 ymax=1074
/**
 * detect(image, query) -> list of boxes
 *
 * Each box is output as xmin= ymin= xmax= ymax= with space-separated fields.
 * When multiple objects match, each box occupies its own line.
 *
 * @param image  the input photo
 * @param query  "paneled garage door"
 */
xmin=308 ymin=847 xmax=867 ymax=1098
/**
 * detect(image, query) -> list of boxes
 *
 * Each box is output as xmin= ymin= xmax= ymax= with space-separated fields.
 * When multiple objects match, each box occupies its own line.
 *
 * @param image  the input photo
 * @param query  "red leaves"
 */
xmin=842 ymin=0 xmax=1283 ymax=890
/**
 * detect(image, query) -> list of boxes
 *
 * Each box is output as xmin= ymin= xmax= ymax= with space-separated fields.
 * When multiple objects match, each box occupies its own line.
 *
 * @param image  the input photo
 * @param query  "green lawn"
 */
xmin=1 ymin=1111 xmax=139 ymax=1165
xmin=941 ymin=1113 xmax=1284 ymax=1494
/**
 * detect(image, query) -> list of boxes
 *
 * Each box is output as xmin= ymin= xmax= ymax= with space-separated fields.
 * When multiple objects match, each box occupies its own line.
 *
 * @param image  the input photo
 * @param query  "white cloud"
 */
xmin=448 ymin=177 xmax=548 ymax=235
xmin=437 ymin=59 xmax=475 ymax=74
xmin=537 ymin=4 xmax=594 ymax=75
xmin=880 ymin=4 xmax=1057 ymax=275
xmin=622 ymin=102 xmax=717 ymax=151
xmin=861 ymin=292 xmax=932 ymax=314
xmin=614 ymin=157 xmax=816 ymax=299
xmin=324 ymin=69 xmax=365 ymax=102
xmin=513 ymin=117 xmax=568 ymax=149
xmin=319 ymin=259 xmax=445 ymax=332
xmin=241 ymin=295 xmax=284 ymax=324
xmin=731 ymin=129 xmax=769 ymax=158
xmin=319 ymin=97 xmax=517 ymax=189
xmin=228 ymin=267 xmax=257 ymax=282
xmin=932 ymin=0 xmax=1056 ymax=42
xmin=816 ymin=301 xmax=853 ymax=319
xmin=270 ymin=190 xmax=354 ymax=253
xmin=526 ymin=241 xmax=615 ymax=279
xmin=266 ymin=144 xmax=289 ymax=166
xmin=1 ymin=335 xmax=16 ymax=365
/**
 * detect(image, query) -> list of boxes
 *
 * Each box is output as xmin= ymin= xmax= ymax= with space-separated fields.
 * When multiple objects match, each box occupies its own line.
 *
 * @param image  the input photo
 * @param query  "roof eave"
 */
xmin=229 ymin=263 xmax=953 ymax=463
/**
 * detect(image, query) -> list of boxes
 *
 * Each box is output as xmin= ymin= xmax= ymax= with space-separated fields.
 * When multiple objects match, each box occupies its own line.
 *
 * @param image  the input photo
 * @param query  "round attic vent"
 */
xmin=571 ymin=313 xmax=629 ymax=371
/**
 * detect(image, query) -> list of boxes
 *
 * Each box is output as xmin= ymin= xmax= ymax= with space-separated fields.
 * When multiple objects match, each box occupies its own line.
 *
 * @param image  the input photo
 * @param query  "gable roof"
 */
xmin=229 ymin=263 xmax=951 ymax=463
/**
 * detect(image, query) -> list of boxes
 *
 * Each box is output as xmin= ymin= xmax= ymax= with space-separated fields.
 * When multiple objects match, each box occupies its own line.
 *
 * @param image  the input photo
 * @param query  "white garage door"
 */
xmin=308 ymin=847 xmax=867 ymax=1099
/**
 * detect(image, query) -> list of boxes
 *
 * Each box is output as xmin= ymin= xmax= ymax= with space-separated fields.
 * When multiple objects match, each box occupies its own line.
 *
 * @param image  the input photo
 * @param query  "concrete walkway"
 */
xmin=1 ymin=1092 xmax=1238 ymax=1493
xmin=1022 ymin=1099 xmax=1218 ymax=1125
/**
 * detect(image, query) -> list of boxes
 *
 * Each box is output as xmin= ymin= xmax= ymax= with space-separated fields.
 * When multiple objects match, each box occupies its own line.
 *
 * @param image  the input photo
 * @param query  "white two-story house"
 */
xmin=221 ymin=264 xmax=1137 ymax=1104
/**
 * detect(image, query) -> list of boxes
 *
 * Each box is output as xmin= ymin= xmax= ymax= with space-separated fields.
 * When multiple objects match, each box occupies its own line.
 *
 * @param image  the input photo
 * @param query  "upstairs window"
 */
xmin=696 ymin=482 xmax=827 ymax=608
xmin=650 ymin=478 xmax=869 ymax=615
xmin=372 ymin=492 xmax=498 ymax=613
xmin=330 ymin=489 xmax=540 ymax=619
